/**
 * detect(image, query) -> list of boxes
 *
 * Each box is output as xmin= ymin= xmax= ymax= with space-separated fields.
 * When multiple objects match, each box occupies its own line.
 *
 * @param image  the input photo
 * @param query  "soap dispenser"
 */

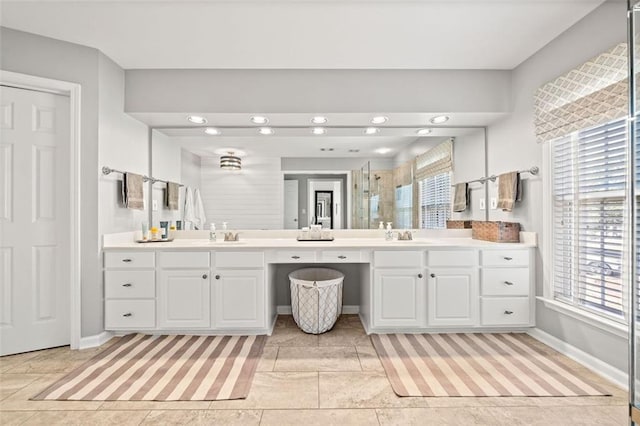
xmin=385 ymin=222 xmax=394 ymax=241
xmin=209 ymin=223 xmax=216 ymax=242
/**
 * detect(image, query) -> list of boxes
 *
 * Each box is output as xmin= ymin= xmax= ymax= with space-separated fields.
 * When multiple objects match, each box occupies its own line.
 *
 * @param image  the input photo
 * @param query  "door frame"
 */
xmin=1 ymin=70 xmax=82 ymax=350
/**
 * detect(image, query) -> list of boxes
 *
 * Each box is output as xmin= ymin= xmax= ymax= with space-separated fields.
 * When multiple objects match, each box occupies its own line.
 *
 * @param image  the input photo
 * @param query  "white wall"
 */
xmin=200 ymin=156 xmax=283 ymax=230
xmin=150 ymin=130 xmax=182 ymax=225
xmin=486 ymin=0 xmax=627 ymax=372
xmin=282 ymin=157 xmax=394 ymax=171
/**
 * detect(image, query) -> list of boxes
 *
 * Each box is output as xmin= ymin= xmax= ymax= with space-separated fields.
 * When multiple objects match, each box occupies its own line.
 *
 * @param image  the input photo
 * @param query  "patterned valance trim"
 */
xmin=415 ymin=139 xmax=453 ymax=180
xmin=393 ymin=160 xmax=414 ymax=188
xmin=534 ymin=43 xmax=627 ymax=143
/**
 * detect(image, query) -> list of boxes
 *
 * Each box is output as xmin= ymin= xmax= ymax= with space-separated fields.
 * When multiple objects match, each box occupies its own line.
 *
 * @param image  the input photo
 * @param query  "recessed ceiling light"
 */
xmin=204 ymin=127 xmax=221 ymax=135
xmin=311 ymin=116 xmax=327 ymax=124
xmin=251 ymin=116 xmax=269 ymax=124
xmin=430 ymin=115 xmax=449 ymax=124
xmin=416 ymin=128 xmax=432 ymax=135
xmin=258 ymin=127 xmax=274 ymax=135
xmin=348 ymin=149 xmax=360 ymax=153
xmin=371 ymin=116 xmax=388 ymax=124
xmin=375 ymin=148 xmax=392 ymax=154
xmin=320 ymin=148 xmax=335 ymax=152
xmin=364 ymin=127 xmax=379 ymax=135
xmin=187 ymin=115 xmax=207 ymax=124
xmin=312 ymin=127 xmax=326 ymax=135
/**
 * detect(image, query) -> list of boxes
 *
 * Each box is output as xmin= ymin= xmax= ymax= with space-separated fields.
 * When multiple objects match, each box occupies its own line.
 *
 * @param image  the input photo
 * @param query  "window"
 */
xmin=551 ymin=117 xmax=626 ymax=321
xmin=419 ymin=172 xmax=451 ymax=229
xmin=395 ymin=184 xmax=413 ymax=229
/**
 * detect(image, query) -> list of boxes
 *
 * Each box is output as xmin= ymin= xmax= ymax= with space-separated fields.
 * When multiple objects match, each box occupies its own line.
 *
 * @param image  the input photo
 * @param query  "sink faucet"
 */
xmin=398 ymin=230 xmax=413 ymax=241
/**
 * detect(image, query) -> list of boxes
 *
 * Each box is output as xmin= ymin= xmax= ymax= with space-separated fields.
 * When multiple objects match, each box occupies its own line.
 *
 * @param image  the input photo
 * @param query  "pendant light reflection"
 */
xmin=220 ymin=151 xmax=242 ymax=170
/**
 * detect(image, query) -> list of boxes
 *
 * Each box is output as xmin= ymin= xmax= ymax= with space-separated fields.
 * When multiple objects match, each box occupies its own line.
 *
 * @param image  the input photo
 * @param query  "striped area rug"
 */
xmin=32 ymin=334 xmax=265 ymax=401
xmin=371 ymin=333 xmax=610 ymax=397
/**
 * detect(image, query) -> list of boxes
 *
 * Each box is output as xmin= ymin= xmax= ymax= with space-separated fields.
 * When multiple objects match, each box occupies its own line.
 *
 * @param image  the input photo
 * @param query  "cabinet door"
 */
xmin=157 ymin=269 xmax=210 ymax=328
xmin=373 ymin=269 xmax=425 ymax=328
xmin=214 ymin=269 xmax=265 ymax=329
xmin=428 ymin=268 xmax=478 ymax=327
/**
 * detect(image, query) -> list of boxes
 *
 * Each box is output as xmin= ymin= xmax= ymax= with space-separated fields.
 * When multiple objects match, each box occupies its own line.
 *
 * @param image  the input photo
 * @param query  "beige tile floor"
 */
xmin=0 ymin=315 xmax=628 ymax=425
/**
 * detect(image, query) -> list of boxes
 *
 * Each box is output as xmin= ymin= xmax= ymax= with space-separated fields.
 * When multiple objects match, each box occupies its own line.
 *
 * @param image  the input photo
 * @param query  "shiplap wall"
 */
xmin=200 ymin=156 xmax=283 ymax=229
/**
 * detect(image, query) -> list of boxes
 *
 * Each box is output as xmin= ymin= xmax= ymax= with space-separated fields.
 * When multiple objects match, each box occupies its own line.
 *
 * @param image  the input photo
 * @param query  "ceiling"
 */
xmin=0 ymin=0 xmax=606 ymax=70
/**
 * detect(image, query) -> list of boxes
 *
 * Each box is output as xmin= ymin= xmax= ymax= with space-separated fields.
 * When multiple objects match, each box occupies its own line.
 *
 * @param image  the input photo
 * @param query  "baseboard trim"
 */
xmin=79 ymin=331 xmax=114 ymax=350
xmin=276 ymin=305 xmax=360 ymax=315
xmin=527 ymin=327 xmax=627 ymax=390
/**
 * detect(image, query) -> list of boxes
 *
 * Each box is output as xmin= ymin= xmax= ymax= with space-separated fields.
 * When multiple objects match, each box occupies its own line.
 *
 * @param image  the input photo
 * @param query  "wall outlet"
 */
xmin=152 ymin=200 xmax=158 ymax=211
xmin=490 ymin=197 xmax=498 ymax=209
xmin=479 ymin=198 xmax=486 ymax=210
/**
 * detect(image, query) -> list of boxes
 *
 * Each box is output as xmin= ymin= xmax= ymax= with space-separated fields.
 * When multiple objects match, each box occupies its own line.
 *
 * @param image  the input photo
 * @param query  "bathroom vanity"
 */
xmin=102 ymin=232 xmax=536 ymax=335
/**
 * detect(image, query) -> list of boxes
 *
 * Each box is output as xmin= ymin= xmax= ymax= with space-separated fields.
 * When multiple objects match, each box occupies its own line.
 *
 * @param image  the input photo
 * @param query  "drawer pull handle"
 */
xmin=503 ymin=257 xmax=513 ymax=261
xmin=122 ymin=258 xmax=133 ymax=263
xmin=122 ymin=283 xmax=132 ymax=287
xmin=123 ymin=313 xmax=132 ymax=317
xmin=215 ymin=275 xmax=220 ymax=280
xmin=430 ymin=273 xmax=436 ymax=278
xmin=202 ymin=274 xmax=208 ymax=279
xmin=338 ymin=255 xmax=347 ymax=259
xmin=291 ymin=255 xmax=300 ymax=259
xmin=504 ymin=310 xmax=514 ymax=315
xmin=418 ymin=273 xmax=423 ymax=278
xmin=504 ymin=281 xmax=514 ymax=286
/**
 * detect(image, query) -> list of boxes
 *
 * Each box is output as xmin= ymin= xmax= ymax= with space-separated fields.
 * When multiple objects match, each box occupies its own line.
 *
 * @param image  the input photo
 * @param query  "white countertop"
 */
xmin=103 ymin=232 xmax=537 ymax=250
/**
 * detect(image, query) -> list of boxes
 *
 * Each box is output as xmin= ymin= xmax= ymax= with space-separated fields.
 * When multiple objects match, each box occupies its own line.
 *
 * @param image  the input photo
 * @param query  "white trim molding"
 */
xmin=0 ymin=70 xmax=82 ymax=350
xmin=277 ymin=305 xmax=360 ymax=315
xmin=79 ymin=331 xmax=114 ymax=350
xmin=528 ymin=327 xmax=627 ymax=390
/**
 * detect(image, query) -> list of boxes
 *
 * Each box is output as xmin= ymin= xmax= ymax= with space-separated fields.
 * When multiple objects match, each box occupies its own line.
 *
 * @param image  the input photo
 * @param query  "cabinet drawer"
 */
xmin=428 ymin=250 xmax=477 ymax=267
xmin=321 ymin=250 xmax=362 ymax=263
xmin=158 ymin=251 xmax=210 ymax=268
xmin=105 ymin=300 xmax=155 ymax=329
xmin=481 ymin=297 xmax=530 ymax=326
xmin=482 ymin=250 xmax=529 ymax=267
xmin=481 ymin=268 xmax=530 ymax=296
xmin=276 ymin=250 xmax=317 ymax=263
xmin=105 ymin=271 xmax=155 ymax=299
xmin=215 ymin=251 xmax=264 ymax=268
xmin=374 ymin=251 xmax=422 ymax=268
xmin=104 ymin=251 xmax=155 ymax=269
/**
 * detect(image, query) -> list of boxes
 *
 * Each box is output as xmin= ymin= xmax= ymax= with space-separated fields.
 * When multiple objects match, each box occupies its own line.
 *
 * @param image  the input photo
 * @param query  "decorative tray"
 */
xmin=296 ymin=237 xmax=335 ymax=242
xmin=136 ymin=238 xmax=174 ymax=243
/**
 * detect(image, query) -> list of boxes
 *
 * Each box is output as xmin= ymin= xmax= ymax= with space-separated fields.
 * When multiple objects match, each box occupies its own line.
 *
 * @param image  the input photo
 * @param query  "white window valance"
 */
xmin=414 ymin=139 xmax=453 ymax=181
xmin=534 ymin=43 xmax=627 ymax=143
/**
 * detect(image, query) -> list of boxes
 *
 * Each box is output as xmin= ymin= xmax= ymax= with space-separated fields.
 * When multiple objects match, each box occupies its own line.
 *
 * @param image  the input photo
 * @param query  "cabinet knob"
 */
xmin=215 ymin=275 xmax=220 ymax=280
xmin=504 ymin=310 xmax=514 ymax=315
xmin=338 ymin=255 xmax=347 ymax=259
xmin=504 ymin=281 xmax=514 ymax=286
xmin=123 ymin=313 xmax=132 ymax=317
xmin=430 ymin=273 xmax=436 ymax=278
xmin=122 ymin=283 xmax=132 ymax=287
xmin=291 ymin=255 xmax=300 ymax=259
xmin=503 ymin=257 xmax=513 ymax=261
xmin=122 ymin=258 xmax=132 ymax=263
xmin=418 ymin=273 xmax=423 ymax=278
xmin=202 ymin=274 xmax=208 ymax=279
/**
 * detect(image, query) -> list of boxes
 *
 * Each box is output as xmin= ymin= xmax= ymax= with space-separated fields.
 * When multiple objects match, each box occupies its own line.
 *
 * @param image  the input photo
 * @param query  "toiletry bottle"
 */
xmin=209 ymin=223 xmax=216 ymax=242
xmin=379 ymin=221 xmax=384 ymax=229
xmin=385 ymin=222 xmax=393 ymax=241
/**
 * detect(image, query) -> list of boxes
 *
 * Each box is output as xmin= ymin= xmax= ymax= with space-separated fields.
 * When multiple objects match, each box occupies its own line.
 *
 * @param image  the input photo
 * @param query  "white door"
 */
xmin=427 ymin=268 xmax=479 ymax=326
xmin=214 ymin=269 xmax=265 ymax=329
xmin=373 ymin=269 xmax=425 ymax=328
xmin=157 ymin=269 xmax=211 ymax=328
xmin=284 ymin=180 xmax=299 ymax=229
xmin=0 ymin=86 xmax=71 ymax=356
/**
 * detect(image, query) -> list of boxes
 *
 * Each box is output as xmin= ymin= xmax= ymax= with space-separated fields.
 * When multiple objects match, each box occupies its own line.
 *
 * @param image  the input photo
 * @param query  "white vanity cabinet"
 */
xmin=371 ymin=251 xmax=426 ymax=328
xmin=212 ymin=252 xmax=266 ymax=329
xmin=157 ymin=252 xmax=211 ymax=329
xmin=426 ymin=250 xmax=479 ymax=327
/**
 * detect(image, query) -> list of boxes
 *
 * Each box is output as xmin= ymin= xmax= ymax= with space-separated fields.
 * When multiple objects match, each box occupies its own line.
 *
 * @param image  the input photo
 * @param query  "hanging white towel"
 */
xmin=183 ymin=186 xmax=196 ymax=229
xmin=193 ymin=188 xmax=207 ymax=230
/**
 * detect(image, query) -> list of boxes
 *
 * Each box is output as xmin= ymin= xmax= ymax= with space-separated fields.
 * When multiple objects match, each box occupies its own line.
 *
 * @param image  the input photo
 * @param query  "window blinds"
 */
xmin=415 ymin=139 xmax=453 ymax=181
xmin=419 ymin=172 xmax=451 ymax=229
xmin=552 ymin=117 xmax=627 ymax=320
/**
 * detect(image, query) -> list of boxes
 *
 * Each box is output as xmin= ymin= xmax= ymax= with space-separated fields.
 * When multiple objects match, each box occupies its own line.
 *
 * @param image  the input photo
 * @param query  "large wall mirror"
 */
xmin=149 ymin=125 xmax=488 ymax=230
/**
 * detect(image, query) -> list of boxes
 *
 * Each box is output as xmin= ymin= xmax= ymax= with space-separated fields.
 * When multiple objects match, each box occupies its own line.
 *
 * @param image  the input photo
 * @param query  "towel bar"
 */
xmin=102 ymin=166 xmax=184 ymax=187
xmin=452 ymin=166 xmax=539 ymax=187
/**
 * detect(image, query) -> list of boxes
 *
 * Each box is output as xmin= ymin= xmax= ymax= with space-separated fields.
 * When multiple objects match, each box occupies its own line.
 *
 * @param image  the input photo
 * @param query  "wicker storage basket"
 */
xmin=446 ymin=220 xmax=472 ymax=229
xmin=472 ymin=221 xmax=521 ymax=243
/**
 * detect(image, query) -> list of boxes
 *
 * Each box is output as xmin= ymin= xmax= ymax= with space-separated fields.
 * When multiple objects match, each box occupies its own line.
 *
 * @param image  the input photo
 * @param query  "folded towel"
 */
xmin=497 ymin=172 xmax=521 ymax=212
xmin=123 ymin=172 xmax=144 ymax=210
xmin=193 ymin=188 xmax=207 ymax=230
xmin=452 ymin=183 xmax=469 ymax=212
xmin=165 ymin=182 xmax=179 ymax=210
xmin=183 ymin=186 xmax=196 ymax=229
